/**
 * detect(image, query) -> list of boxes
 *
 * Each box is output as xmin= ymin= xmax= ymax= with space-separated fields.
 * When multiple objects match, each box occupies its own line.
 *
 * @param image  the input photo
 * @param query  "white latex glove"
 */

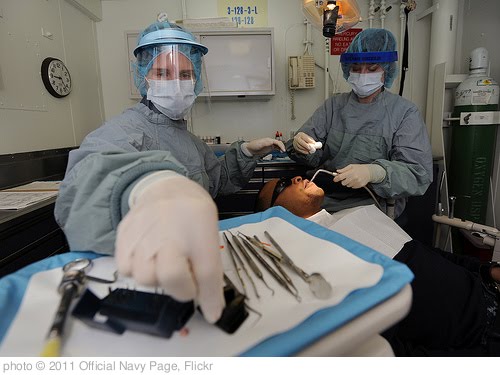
xmin=115 ymin=173 xmax=225 ymax=323
xmin=292 ymin=132 xmax=322 ymax=155
xmin=334 ymin=164 xmax=386 ymax=189
xmin=241 ymin=137 xmax=285 ymax=157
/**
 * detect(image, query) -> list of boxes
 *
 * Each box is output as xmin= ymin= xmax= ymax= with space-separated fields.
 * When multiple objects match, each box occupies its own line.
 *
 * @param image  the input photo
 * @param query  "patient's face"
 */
xmin=258 ymin=176 xmax=324 ymax=218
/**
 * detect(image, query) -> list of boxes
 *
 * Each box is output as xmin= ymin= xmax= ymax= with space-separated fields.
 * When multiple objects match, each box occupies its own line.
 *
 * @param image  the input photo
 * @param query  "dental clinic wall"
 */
xmin=0 ymin=0 xmax=104 ymax=154
xmin=97 ymin=0 xmax=432 ymax=143
xmin=0 ymin=0 xmax=498 ymax=226
xmin=95 ymin=0 xmax=498 ymax=227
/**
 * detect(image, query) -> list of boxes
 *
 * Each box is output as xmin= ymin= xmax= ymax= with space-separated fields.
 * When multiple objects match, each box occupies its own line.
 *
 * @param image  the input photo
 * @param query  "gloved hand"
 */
xmin=115 ymin=173 xmax=225 ymax=323
xmin=292 ymin=132 xmax=322 ymax=155
xmin=334 ymin=164 xmax=386 ymax=189
xmin=241 ymin=137 xmax=285 ymax=157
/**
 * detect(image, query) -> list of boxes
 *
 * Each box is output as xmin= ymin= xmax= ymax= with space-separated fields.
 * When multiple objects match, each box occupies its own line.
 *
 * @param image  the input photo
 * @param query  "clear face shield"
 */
xmin=134 ymin=44 xmax=211 ymax=120
xmin=146 ymin=47 xmax=196 ymax=83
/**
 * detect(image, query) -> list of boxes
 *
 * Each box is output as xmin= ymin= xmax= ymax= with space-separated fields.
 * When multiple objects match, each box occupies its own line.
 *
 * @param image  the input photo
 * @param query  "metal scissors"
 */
xmin=40 ymin=258 xmax=117 ymax=357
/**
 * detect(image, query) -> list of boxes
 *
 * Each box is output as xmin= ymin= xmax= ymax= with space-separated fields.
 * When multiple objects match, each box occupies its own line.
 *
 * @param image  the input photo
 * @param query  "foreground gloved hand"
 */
xmin=241 ymin=137 xmax=285 ymax=157
xmin=115 ymin=172 xmax=225 ymax=323
xmin=292 ymin=132 xmax=322 ymax=155
xmin=334 ymin=164 xmax=386 ymax=188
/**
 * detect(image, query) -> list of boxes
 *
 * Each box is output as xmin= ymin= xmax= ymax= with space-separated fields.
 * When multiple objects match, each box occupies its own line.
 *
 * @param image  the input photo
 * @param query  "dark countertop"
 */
xmin=0 ymin=197 xmax=56 ymax=226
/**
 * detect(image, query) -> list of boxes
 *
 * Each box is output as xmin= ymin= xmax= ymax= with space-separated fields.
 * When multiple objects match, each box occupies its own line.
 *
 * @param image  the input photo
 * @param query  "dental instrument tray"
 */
xmin=71 ymin=283 xmax=248 ymax=338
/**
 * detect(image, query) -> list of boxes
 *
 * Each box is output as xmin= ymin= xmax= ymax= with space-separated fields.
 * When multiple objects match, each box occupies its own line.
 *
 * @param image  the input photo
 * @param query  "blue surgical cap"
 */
xmin=133 ymin=21 xmax=208 ymax=96
xmin=341 ymin=28 xmax=398 ymax=88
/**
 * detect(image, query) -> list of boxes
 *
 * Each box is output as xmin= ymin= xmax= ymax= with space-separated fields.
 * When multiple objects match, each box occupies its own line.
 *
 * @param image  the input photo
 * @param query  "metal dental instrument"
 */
xmin=238 ymin=235 xmax=302 ymax=302
xmin=238 ymin=232 xmax=282 ymax=261
xmin=63 ymin=259 xmax=118 ymax=284
xmin=252 ymin=235 xmax=302 ymax=302
xmin=264 ymin=231 xmax=333 ymax=300
xmin=239 ymin=232 xmax=301 ymax=299
xmin=247 ymin=233 xmax=299 ymax=292
xmin=229 ymin=231 xmax=274 ymax=296
xmin=310 ymin=168 xmax=383 ymax=211
xmin=236 ymin=235 xmax=276 ymax=295
xmin=310 ymin=168 xmax=338 ymax=183
xmin=253 ymin=234 xmax=299 ymax=292
xmin=223 ymin=232 xmax=247 ymax=295
xmin=254 ymin=235 xmax=301 ymax=301
xmin=224 ymin=232 xmax=260 ymax=299
xmin=41 ymin=258 xmax=117 ymax=357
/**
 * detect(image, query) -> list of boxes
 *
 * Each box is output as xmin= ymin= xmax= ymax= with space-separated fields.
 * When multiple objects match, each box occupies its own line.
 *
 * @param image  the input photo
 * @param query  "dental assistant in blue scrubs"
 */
xmin=287 ymin=28 xmax=433 ymax=224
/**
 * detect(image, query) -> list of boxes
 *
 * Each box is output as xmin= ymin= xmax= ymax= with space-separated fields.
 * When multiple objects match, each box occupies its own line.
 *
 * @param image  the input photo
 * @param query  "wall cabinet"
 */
xmin=0 ymin=200 xmax=68 ymax=277
xmin=0 ymin=148 xmax=72 ymax=277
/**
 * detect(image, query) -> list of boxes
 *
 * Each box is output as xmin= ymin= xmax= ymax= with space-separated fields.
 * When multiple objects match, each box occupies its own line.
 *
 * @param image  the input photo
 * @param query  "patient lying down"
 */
xmin=256 ymin=176 xmax=500 ymax=356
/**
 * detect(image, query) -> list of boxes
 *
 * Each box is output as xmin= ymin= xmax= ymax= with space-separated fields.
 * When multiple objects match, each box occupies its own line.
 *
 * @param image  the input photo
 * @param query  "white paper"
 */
xmin=329 ymin=206 xmax=411 ymax=259
xmin=0 ymin=181 xmax=60 ymax=210
xmin=1 ymin=217 xmax=384 ymax=356
xmin=3 ymin=181 xmax=61 ymax=192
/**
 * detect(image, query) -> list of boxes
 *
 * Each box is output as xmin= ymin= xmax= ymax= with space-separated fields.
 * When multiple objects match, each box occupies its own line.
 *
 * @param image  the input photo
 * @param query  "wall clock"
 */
xmin=41 ymin=57 xmax=72 ymax=98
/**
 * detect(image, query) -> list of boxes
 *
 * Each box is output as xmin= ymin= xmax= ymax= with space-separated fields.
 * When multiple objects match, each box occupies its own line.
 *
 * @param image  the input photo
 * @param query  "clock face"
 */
xmin=41 ymin=57 xmax=72 ymax=98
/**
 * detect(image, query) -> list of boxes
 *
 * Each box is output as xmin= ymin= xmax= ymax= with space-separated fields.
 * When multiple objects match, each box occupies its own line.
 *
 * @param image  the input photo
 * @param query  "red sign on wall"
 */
xmin=330 ymin=28 xmax=363 ymax=55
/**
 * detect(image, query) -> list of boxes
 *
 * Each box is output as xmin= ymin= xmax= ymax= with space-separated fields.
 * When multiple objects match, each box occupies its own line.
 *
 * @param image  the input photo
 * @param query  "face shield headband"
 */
xmin=340 ymin=51 xmax=398 ymax=64
xmin=133 ymin=29 xmax=208 ymax=57
xmin=133 ymin=27 xmax=208 ymax=97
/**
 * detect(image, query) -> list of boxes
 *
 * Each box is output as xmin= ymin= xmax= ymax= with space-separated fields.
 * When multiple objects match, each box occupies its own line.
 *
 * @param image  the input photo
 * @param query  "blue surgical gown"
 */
xmin=286 ymin=90 xmax=433 ymax=218
xmin=55 ymin=101 xmax=257 ymax=254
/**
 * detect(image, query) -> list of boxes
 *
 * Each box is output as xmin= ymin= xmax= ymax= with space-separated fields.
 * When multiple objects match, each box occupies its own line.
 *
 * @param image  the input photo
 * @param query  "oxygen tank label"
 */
xmin=455 ymin=78 xmax=499 ymax=106
xmin=460 ymin=111 xmax=500 ymax=125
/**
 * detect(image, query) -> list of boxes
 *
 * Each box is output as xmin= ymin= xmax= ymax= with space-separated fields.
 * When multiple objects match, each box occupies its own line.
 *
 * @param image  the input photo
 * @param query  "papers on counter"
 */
xmin=0 ymin=181 xmax=60 ymax=210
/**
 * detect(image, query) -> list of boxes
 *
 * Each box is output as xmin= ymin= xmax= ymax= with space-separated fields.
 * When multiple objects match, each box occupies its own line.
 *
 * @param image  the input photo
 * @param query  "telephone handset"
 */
xmin=288 ymin=55 xmax=315 ymax=89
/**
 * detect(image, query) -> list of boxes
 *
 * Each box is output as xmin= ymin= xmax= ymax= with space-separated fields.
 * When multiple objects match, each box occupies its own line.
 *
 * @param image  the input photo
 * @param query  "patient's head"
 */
xmin=255 ymin=176 xmax=324 ymax=218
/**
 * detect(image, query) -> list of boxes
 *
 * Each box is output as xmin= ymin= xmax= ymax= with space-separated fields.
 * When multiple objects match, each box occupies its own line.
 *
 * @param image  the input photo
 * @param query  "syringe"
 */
xmin=310 ymin=169 xmax=338 ymax=183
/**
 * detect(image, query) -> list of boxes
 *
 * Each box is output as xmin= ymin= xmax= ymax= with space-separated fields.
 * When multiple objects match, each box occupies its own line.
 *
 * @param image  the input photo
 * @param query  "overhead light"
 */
xmin=323 ymin=1 xmax=339 ymax=37
xmin=301 ymin=0 xmax=361 ymax=37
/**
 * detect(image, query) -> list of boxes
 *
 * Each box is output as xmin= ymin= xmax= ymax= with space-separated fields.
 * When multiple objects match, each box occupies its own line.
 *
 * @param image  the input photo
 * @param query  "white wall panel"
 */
xmin=97 ymin=0 xmax=435 ymax=143
xmin=0 ymin=0 xmax=103 ymax=153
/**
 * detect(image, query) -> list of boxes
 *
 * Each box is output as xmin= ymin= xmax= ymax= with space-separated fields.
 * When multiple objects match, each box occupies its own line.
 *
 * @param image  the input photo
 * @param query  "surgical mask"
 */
xmin=347 ymin=71 xmax=384 ymax=98
xmin=146 ymin=79 xmax=196 ymax=120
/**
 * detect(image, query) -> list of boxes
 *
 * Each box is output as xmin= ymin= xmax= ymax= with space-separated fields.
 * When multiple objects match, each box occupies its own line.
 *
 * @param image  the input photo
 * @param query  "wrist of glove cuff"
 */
xmin=368 ymin=164 xmax=387 ymax=184
xmin=240 ymin=142 xmax=255 ymax=158
xmin=128 ymin=170 xmax=184 ymax=208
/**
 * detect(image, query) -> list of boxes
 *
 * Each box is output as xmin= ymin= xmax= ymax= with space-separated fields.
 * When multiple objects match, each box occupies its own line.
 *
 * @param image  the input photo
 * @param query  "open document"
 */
xmin=0 ymin=181 xmax=60 ymax=210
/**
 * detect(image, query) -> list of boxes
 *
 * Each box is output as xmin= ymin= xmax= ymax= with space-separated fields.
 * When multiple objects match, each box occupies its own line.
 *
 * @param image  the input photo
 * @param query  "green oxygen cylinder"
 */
xmin=448 ymin=47 xmax=499 ymax=224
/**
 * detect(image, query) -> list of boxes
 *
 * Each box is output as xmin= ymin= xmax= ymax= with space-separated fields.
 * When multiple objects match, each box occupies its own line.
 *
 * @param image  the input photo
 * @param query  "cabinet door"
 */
xmin=0 ymin=203 xmax=68 ymax=277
